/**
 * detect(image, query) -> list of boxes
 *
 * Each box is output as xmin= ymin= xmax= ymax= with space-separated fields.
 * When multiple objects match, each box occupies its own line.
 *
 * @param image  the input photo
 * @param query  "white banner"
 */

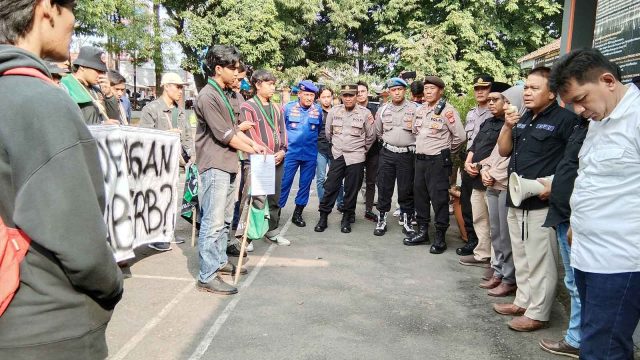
xmin=90 ymin=125 xmax=181 ymax=262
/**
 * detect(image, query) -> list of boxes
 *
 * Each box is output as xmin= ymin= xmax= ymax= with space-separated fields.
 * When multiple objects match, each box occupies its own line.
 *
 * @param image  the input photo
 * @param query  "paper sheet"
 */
xmin=250 ymin=154 xmax=276 ymax=195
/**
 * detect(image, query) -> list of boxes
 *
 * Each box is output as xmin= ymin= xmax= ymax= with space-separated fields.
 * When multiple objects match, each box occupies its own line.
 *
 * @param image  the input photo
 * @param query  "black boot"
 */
xmin=430 ymin=227 xmax=448 ymax=254
xmin=348 ymin=212 xmax=355 ymax=224
xmin=292 ymin=205 xmax=306 ymax=227
xmin=314 ymin=211 xmax=328 ymax=232
xmin=341 ymin=213 xmax=352 ymax=233
xmin=373 ymin=211 xmax=387 ymax=236
xmin=401 ymin=212 xmax=415 ymax=236
xmin=403 ymin=224 xmax=429 ymax=246
xmin=456 ymin=237 xmax=478 ymax=256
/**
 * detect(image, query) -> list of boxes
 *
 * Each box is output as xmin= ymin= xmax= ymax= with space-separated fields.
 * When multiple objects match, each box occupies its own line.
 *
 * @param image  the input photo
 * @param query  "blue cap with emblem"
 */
xmin=386 ymin=77 xmax=408 ymax=89
xmin=297 ymin=80 xmax=319 ymax=94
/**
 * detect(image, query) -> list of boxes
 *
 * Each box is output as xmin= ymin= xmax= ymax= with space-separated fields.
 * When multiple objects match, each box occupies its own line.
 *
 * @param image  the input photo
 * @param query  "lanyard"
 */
xmin=253 ymin=96 xmax=280 ymax=147
xmin=207 ymin=78 xmax=235 ymax=121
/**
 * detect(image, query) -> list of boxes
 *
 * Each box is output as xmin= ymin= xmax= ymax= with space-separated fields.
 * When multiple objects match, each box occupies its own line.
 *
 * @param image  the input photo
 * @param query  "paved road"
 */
xmin=106 ymin=181 xmax=568 ymax=360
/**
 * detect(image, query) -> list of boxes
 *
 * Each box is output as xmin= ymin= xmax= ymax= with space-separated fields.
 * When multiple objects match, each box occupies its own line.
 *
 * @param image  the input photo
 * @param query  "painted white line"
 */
xmin=130 ymin=274 xmax=193 ymax=282
xmin=109 ymin=282 xmax=193 ymax=360
xmin=187 ymin=214 xmax=293 ymax=360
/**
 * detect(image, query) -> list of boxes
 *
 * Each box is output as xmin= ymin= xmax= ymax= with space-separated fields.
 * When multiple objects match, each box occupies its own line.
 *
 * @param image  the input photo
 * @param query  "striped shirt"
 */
xmin=239 ymin=97 xmax=287 ymax=154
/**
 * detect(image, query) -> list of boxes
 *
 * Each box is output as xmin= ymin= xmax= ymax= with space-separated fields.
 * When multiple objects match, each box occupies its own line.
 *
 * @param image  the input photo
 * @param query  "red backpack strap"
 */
xmin=2 ymin=67 xmax=55 ymax=85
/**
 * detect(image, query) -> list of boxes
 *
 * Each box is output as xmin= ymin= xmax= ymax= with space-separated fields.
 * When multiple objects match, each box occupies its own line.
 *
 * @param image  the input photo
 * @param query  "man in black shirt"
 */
xmin=494 ymin=67 xmax=579 ymax=332
xmin=356 ymin=81 xmax=380 ymax=221
xmin=316 ymin=87 xmax=343 ymax=208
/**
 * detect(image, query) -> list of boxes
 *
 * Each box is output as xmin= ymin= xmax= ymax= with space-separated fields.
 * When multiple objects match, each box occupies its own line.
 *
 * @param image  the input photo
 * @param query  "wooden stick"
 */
xmin=190 ymin=207 xmax=198 ymax=247
xmin=234 ymin=195 xmax=252 ymax=285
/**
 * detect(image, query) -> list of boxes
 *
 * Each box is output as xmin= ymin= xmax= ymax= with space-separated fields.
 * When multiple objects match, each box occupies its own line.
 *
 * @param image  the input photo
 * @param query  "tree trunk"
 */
xmin=357 ymin=29 xmax=364 ymax=74
xmin=153 ymin=2 xmax=163 ymax=96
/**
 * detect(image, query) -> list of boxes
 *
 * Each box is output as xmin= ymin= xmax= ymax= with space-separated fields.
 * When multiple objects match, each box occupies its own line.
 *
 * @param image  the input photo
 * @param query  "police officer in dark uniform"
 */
xmin=315 ymin=84 xmax=376 ymax=233
xmin=373 ymin=77 xmax=418 ymax=236
xmin=356 ymin=81 xmax=380 ymax=222
xmin=404 ymin=76 xmax=466 ymax=254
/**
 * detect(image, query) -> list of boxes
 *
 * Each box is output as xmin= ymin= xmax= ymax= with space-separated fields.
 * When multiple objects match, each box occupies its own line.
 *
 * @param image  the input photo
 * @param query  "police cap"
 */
xmin=340 ymin=84 xmax=358 ymax=95
xmin=424 ymin=75 xmax=445 ymax=89
xmin=473 ymin=74 xmax=494 ymax=88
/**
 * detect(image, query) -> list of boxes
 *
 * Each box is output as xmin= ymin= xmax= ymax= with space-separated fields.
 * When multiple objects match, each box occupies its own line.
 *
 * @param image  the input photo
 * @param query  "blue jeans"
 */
xmin=316 ymin=152 xmax=343 ymax=207
xmin=575 ymin=269 xmax=640 ymax=359
xmin=557 ymin=222 xmax=581 ymax=348
xmin=197 ymin=169 xmax=237 ymax=283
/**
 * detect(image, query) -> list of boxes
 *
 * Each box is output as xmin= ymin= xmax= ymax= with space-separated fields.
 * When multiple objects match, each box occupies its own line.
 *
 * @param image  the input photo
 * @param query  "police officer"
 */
xmin=457 ymin=74 xmax=494 ymax=256
xmin=404 ymin=76 xmax=465 ymax=254
xmin=279 ymin=80 xmax=322 ymax=227
xmin=314 ymin=84 xmax=376 ymax=233
xmin=374 ymin=77 xmax=418 ymax=236
xmin=356 ymin=81 xmax=380 ymax=222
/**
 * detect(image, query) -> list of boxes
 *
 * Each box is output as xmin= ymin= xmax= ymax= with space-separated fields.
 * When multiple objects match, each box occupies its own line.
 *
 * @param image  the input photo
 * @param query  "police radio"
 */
xmin=434 ymin=97 xmax=447 ymax=115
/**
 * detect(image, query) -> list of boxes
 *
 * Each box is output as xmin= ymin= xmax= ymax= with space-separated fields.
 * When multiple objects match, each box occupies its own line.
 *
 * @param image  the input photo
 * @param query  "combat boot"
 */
xmin=430 ymin=227 xmax=448 ymax=254
xmin=292 ymin=205 xmax=306 ymax=227
xmin=456 ymin=236 xmax=478 ymax=256
xmin=341 ymin=212 xmax=352 ymax=233
xmin=403 ymin=224 xmax=429 ymax=246
xmin=314 ymin=211 xmax=328 ymax=232
xmin=373 ymin=211 xmax=387 ymax=236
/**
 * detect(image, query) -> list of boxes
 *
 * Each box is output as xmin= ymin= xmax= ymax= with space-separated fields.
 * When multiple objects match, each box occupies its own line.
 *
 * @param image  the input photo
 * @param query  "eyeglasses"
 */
xmin=487 ymin=97 xmax=502 ymax=103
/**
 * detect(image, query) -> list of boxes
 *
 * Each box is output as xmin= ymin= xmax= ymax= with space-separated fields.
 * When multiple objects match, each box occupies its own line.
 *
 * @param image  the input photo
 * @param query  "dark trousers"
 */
xmin=361 ymin=147 xmax=379 ymax=211
xmin=414 ymin=155 xmax=450 ymax=228
xmin=319 ymin=156 xmax=364 ymax=215
xmin=376 ymin=148 xmax=414 ymax=213
xmin=460 ymin=171 xmax=478 ymax=241
xmin=575 ymin=269 xmax=640 ymax=360
xmin=232 ymin=159 xmax=249 ymax=230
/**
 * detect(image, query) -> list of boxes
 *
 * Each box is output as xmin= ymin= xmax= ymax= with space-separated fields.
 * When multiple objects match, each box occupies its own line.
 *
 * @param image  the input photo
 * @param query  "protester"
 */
xmin=459 ymin=81 xmax=510 ymax=269
xmin=45 ymin=61 xmax=69 ymax=86
xmin=410 ymin=80 xmax=424 ymax=104
xmin=315 ymin=84 xmax=376 ymax=233
xmin=550 ymin=48 xmax=640 ymax=359
xmin=456 ymin=74 xmax=493 ymax=257
xmin=0 ymin=1 xmax=123 ymax=358
xmin=316 ymin=87 xmax=344 ymax=208
xmin=374 ymin=77 xmax=417 ymax=237
xmin=194 ymin=45 xmax=266 ymax=295
xmin=107 ymin=69 xmax=129 ymax=125
xmin=404 ymin=76 xmax=465 ymax=254
xmin=356 ymin=81 xmax=380 ymax=222
xmin=60 ymin=46 xmax=121 ymax=125
xmin=234 ymin=69 xmax=289 ymax=246
xmin=279 ymin=80 xmax=322 ymax=227
xmin=494 ymin=66 xmax=579 ymax=332
xmin=476 ymin=85 xmax=523 ymax=298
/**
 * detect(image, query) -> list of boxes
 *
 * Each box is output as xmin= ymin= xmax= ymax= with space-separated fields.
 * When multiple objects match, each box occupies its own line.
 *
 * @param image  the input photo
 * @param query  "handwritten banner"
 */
xmin=90 ymin=125 xmax=181 ymax=262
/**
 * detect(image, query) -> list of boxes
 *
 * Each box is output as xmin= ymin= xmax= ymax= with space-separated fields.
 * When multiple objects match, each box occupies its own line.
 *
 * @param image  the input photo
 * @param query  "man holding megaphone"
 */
xmin=494 ymin=67 xmax=579 ymax=332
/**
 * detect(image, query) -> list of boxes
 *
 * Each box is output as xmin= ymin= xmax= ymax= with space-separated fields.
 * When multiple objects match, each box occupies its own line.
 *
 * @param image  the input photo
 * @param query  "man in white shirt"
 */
xmin=550 ymin=48 xmax=640 ymax=360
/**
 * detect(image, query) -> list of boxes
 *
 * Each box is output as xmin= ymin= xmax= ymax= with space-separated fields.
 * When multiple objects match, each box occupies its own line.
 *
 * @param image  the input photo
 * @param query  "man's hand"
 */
xmin=537 ymin=177 xmax=552 ymax=200
xmin=274 ymin=150 xmax=285 ymax=165
xmin=98 ymin=74 xmax=113 ymax=97
xmin=238 ymin=121 xmax=254 ymax=132
xmin=567 ymin=226 xmax=572 ymax=247
xmin=103 ymin=119 xmax=120 ymax=125
xmin=168 ymin=128 xmax=182 ymax=133
xmin=481 ymin=171 xmax=494 ymax=187
xmin=464 ymin=162 xmax=479 ymax=177
xmin=252 ymin=143 xmax=267 ymax=155
xmin=503 ymin=104 xmax=520 ymax=129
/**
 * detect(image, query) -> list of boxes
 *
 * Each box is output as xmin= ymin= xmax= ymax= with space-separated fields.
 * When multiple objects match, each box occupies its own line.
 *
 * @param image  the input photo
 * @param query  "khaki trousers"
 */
xmin=471 ymin=189 xmax=491 ymax=260
xmin=508 ymin=207 xmax=558 ymax=321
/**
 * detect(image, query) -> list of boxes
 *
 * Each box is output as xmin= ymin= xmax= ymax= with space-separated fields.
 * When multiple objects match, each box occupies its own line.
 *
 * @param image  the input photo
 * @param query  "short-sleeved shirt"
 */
xmin=375 ymin=100 xmax=417 ymax=147
xmin=326 ymin=104 xmax=376 ymax=165
xmin=413 ymin=102 xmax=466 ymax=155
xmin=317 ymin=108 xmax=332 ymax=156
xmin=506 ymin=102 xmax=579 ymax=209
xmin=543 ymin=118 xmax=589 ymax=227
xmin=465 ymin=106 xmax=491 ymax=150
xmin=194 ymin=82 xmax=238 ymax=174
xmin=469 ymin=116 xmax=504 ymax=189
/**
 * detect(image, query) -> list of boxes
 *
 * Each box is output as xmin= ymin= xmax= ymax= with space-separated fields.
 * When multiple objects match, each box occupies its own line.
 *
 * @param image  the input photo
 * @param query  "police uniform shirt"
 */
xmin=413 ymin=102 xmax=465 ymax=155
xmin=325 ymin=104 xmax=376 ymax=165
xmin=282 ymin=101 xmax=323 ymax=161
xmin=375 ymin=100 xmax=417 ymax=147
xmin=507 ymin=101 xmax=579 ymax=210
xmin=465 ymin=106 xmax=492 ymax=149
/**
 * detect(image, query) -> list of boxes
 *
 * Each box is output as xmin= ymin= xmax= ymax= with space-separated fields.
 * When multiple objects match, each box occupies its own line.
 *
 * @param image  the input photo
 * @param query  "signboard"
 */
xmin=90 ymin=125 xmax=181 ymax=262
xmin=593 ymin=0 xmax=640 ymax=83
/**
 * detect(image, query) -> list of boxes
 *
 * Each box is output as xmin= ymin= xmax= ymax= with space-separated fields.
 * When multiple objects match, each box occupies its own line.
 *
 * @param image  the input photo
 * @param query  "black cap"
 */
xmin=73 ymin=46 xmax=108 ymax=73
xmin=45 ymin=61 xmax=70 ymax=75
xmin=473 ymin=74 xmax=494 ymax=88
xmin=424 ymin=75 xmax=445 ymax=89
xmin=489 ymin=82 xmax=511 ymax=93
xmin=340 ymin=84 xmax=358 ymax=95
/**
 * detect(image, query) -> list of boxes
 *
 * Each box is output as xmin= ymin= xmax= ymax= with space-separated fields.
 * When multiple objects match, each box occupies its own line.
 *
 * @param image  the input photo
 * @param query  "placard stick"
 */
xmin=234 ymin=195 xmax=253 ymax=285
xmin=191 ymin=207 xmax=198 ymax=247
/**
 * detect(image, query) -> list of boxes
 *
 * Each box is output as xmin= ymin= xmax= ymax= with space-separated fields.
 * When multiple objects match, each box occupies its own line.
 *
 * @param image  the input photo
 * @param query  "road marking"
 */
xmin=187 ymin=214 xmax=293 ymax=360
xmin=109 ymin=282 xmax=193 ymax=360
xmin=130 ymin=274 xmax=193 ymax=282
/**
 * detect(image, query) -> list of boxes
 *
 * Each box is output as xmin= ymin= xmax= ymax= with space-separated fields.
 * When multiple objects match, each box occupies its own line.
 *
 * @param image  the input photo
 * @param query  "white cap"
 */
xmin=161 ymin=72 xmax=189 ymax=86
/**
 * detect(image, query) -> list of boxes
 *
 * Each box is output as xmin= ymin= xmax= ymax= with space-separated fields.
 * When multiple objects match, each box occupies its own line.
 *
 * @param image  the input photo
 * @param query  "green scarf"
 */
xmin=60 ymin=74 xmax=94 ymax=104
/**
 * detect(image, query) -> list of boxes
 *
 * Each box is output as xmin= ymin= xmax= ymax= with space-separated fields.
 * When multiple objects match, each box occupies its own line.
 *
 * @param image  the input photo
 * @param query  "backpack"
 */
xmin=0 ymin=66 xmax=50 ymax=316
xmin=0 ymin=217 xmax=31 ymax=316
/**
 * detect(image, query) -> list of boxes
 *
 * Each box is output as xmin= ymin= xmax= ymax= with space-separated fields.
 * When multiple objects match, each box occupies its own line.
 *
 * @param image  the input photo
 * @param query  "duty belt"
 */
xmin=383 ymin=142 xmax=415 ymax=153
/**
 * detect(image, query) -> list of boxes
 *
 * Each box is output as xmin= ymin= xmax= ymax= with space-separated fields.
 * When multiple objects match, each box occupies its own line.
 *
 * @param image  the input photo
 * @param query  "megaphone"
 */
xmin=509 ymin=172 xmax=545 ymax=207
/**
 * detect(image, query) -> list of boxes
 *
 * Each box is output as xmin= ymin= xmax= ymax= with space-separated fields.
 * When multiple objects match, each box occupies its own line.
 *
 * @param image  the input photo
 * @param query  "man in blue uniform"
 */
xmin=279 ymin=80 xmax=322 ymax=227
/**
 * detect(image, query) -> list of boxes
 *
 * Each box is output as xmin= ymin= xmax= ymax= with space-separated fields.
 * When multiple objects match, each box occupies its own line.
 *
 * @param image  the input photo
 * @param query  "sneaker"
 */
xmin=269 ymin=235 xmax=291 ymax=246
xmin=392 ymin=208 xmax=401 ymax=217
xmin=196 ymin=275 xmax=238 ymax=295
xmin=539 ymin=339 xmax=580 ymax=358
xmin=148 ymin=242 xmax=172 ymax=251
xmin=246 ymin=242 xmax=254 ymax=252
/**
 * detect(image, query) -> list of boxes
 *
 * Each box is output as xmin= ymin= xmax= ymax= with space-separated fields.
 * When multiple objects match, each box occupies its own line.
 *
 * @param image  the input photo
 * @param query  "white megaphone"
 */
xmin=509 ymin=172 xmax=546 ymax=207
